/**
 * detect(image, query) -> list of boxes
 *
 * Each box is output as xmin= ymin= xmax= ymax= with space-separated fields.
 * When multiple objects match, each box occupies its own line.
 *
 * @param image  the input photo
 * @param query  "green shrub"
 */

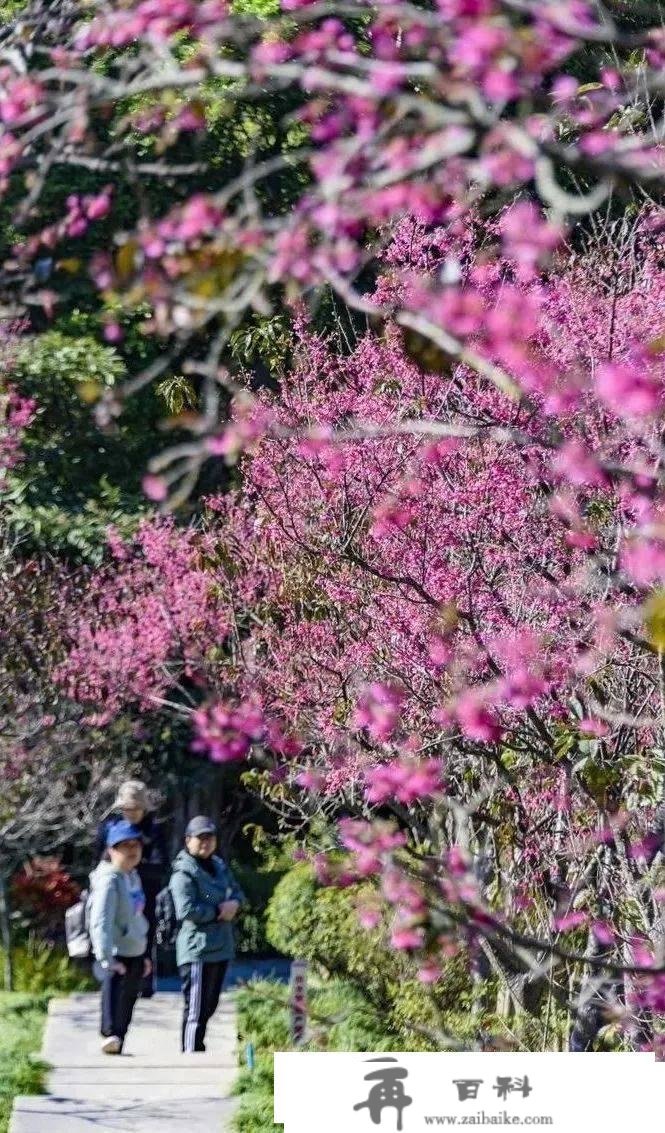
xmin=233 ymin=981 xmax=286 ymax=1133
xmin=308 ymin=982 xmax=402 ymax=1053
xmin=266 ymin=865 xmax=398 ymax=1008
xmin=234 ymin=1055 xmax=277 ymax=1097
xmin=231 ymin=0 xmax=280 ymax=15
xmin=388 ymin=952 xmax=474 ymax=1050
xmin=265 ymin=865 xmax=319 ymax=959
xmin=266 ymin=866 xmax=602 ymax=1054
xmin=236 ymin=980 xmax=290 ymax=1052
xmin=0 ymin=939 xmax=95 ymax=994
xmin=265 ymin=864 xmax=473 ymax=1043
xmin=233 ymin=1074 xmax=280 ymax=1133
xmin=232 ymin=864 xmax=286 ymax=956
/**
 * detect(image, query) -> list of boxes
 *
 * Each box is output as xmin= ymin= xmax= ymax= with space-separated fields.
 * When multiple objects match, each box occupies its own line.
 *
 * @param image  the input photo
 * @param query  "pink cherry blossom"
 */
xmin=191 ymin=701 xmax=265 ymax=763
xmin=353 ymin=683 xmax=405 ymax=743
xmin=596 ymin=360 xmax=661 ymax=418
xmin=365 ymin=758 xmax=444 ymax=805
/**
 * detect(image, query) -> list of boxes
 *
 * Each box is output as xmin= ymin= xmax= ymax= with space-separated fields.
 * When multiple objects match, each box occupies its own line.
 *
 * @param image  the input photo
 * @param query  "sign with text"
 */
xmin=275 ymin=1051 xmax=662 ymax=1131
xmin=288 ymin=959 xmax=308 ymax=1045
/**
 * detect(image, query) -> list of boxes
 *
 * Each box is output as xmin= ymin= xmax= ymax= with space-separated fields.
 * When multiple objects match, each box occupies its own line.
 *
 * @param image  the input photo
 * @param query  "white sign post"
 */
xmin=289 ymin=959 xmax=308 ymax=1046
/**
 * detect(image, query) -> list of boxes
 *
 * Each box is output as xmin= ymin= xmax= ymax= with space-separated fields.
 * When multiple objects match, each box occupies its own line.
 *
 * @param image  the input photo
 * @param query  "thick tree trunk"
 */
xmin=0 ymin=872 xmax=13 ymax=991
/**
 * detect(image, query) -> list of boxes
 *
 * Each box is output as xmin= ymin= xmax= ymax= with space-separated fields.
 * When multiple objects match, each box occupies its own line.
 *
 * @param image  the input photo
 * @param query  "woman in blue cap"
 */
xmin=169 ymin=815 xmax=245 ymax=1053
xmin=88 ymin=819 xmax=151 ymax=1054
xmin=95 ymin=779 xmax=168 ymax=999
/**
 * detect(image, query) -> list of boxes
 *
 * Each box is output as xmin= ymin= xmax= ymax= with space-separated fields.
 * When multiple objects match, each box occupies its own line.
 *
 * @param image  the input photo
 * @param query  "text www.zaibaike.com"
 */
xmin=424 ymin=1114 xmax=554 ymax=1125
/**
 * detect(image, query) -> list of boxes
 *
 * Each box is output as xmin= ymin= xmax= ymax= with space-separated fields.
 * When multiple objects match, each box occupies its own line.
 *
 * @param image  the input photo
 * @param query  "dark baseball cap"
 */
xmin=106 ymin=819 xmax=145 ymax=848
xmin=185 ymin=815 xmax=216 ymax=838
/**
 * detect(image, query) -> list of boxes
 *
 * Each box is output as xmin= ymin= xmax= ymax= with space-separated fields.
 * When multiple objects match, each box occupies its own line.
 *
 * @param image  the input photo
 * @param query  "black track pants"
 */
xmin=179 ymin=960 xmax=228 ymax=1053
xmin=100 ymin=955 xmax=144 ymax=1044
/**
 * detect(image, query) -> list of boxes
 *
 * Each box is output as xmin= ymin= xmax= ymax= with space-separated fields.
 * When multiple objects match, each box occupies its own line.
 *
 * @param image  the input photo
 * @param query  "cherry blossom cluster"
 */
xmin=191 ymin=699 xmax=265 ymax=763
xmin=0 ymin=0 xmax=663 ymax=391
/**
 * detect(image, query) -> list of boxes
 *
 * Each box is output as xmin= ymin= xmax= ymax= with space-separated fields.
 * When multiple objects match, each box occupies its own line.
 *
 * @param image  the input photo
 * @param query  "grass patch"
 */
xmin=232 ymin=978 xmax=403 ymax=1133
xmin=0 ymin=992 xmax=49 ymax=1133
xmin=0 ymin=941 xmax=94 ymax=1131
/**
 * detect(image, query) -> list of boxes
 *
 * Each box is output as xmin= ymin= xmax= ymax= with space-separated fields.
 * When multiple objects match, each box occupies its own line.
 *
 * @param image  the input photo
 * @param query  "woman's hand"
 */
xmin=143 ymin=957 xmax=153 ymax=977
xmin=111 ymin=960 xmax=127 ymax=975
xmin=217 ymin=900 xmax=240 ymax=922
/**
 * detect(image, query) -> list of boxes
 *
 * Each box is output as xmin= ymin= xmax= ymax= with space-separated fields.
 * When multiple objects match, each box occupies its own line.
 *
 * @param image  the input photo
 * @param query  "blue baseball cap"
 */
xmin=106 ymin=819 xmax=145 ymax=848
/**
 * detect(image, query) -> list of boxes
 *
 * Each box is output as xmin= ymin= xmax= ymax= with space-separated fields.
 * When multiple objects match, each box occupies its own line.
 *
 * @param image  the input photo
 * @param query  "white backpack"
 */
xmin=65 ymin=889 xmax=91 ymax=959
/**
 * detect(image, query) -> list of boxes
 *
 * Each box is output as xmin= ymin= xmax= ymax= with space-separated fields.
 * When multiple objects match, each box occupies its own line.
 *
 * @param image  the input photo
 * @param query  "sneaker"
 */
xmin=101 ymin=1036 xmax=122 ymax=1055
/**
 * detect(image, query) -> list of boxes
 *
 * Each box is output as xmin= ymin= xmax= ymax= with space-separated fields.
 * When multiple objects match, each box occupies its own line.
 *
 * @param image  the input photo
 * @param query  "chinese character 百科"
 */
xmin=493 ymin=1075 xmax=532 ymax=1100
xmin=453 ymin=1079 xmax=484 ymax=1101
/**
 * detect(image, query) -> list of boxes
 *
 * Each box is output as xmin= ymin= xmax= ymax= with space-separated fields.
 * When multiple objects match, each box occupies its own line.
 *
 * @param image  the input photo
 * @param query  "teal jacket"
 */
xmin=169 ymin=851 xmax=245 ymax=966
xmin=88 ymin=861 xmax=149 ymax=965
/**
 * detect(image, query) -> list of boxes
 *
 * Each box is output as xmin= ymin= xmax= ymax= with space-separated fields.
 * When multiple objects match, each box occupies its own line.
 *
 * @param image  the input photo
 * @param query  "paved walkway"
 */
xmin=10 ymin=990 xmax=238 ymax=1133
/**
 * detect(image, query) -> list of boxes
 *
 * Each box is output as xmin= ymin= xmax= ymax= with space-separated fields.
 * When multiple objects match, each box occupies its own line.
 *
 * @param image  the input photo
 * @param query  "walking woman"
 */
xmin=169 ymin=816 xmax=245 ymax=1053
xmin=89 ymin=820 xmax=151 ymax=1054
xmin=96 ymin=780 xmax=168 ymax=997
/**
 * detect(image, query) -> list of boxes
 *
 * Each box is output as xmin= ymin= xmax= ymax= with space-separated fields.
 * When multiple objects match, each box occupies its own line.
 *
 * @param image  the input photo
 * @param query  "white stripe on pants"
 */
xmin=184 ymin=960 xmax=203 ymax=1053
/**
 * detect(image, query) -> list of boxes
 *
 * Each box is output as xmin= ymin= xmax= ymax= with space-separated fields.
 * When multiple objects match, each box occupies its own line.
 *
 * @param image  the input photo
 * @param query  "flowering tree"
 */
xmin=0 ymin=359 xmax=135 ymax=988
xmin=55 ymin=208 xmax=665 ymax=1048
xmin=0 ymin=545 xmax=136 ymax=987
xmin=4 ymin=0 xmax=665 ymax=1049
xmin=0 ymin=0 xmax=663 ymax=468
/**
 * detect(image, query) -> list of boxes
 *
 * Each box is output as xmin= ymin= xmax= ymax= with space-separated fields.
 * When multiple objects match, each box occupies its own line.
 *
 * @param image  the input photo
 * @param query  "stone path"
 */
xmin=10 ymin=990 xmax=238 ymax=1133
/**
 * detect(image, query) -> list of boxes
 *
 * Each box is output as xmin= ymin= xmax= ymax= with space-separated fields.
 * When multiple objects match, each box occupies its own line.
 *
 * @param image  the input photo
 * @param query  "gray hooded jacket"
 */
xmin=88 ymin=860 xmax=149 ymax=965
